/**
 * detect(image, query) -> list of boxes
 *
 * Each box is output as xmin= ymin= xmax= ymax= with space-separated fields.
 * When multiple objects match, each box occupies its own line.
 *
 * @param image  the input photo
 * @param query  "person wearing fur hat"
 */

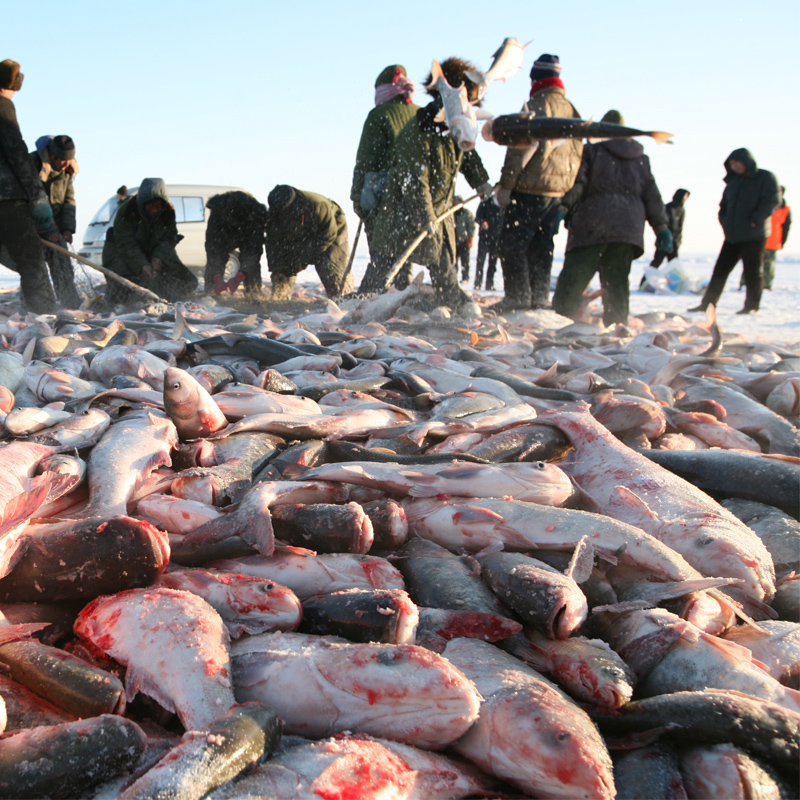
xmin=358 ymin=57 xmax=493 ymax=307
xmin=351 ymin=64 xmax=419 ymax=291
xmin=552 ymin=110 xmax=670 ymax=326
xmin=265 ymin=185 xmax=352 ymax=301
xmin=102 ymin=177 xmax=198 ymax=307
xmin=30 ymin=135 xmax=81 ymax=307
xmin=493 ymin=54 xmax=583 ymax=313
xmin=0 ymin=59 xmax=58 ymax=313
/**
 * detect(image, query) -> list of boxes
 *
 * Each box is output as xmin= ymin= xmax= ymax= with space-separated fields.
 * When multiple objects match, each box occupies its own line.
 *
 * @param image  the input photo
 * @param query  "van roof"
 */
xmin=126 ymin=184 xmax=247 ymax=197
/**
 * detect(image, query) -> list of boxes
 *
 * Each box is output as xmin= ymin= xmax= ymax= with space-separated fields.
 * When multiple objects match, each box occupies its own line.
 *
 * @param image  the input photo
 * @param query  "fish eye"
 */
xmin=558 ymin=732 xmax=570 ymax=742
xmin=172 ymin=382 xmax=181 ymax=389
xmin=535 ymin=462 xmax=545 ymax=469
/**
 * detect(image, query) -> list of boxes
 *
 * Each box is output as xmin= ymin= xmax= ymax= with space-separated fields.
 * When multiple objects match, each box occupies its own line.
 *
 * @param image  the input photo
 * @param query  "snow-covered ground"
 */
xmin=2 ymin=252 xmax=797 ymax=347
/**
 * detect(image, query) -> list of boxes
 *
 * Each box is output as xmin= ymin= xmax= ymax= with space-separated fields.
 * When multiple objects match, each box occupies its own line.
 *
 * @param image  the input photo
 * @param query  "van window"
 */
xmin=89 ymin=197 xmax=119 ymax=225
xmin=170 ymin=196 xmax=205 ymax=223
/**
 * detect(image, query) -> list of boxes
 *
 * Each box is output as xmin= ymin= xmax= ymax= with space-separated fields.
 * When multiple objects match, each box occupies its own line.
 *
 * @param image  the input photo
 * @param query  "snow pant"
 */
xmin=650 ymin=247 xmax=678 ymax=269
xmin=270 ymin=234 xmax=354 ymax=300
xmin=0 ymin=200 xmax=57 ymax=314
xmin=763 ymin=250 xmax=777 ymax=290
xmin=429 ymin=239 xmax=469 ymax=308
xmin=553 ymin=242 xmax=637 ymax=326
xmin=700 ymin=239 xmax=765 ymax=313
xmin=45 ymin=234 xmax=82 ymax=309
xmin=104 ymin=247 xmax=198 ymax=307
xmin=475 ymin=234 xmax=500 ymax=290
xmin=456 ymin=240 xmax=471 ymax=282
xmin=498 ymin=193 xmax=562 ymax=307
xmin=359 ymin=215 xmax=412 ymax=294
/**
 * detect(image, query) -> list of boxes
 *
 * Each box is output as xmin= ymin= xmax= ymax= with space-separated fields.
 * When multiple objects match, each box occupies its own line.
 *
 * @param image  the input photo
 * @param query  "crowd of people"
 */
xmin=0 ymin=55 xmax=791 ymax=320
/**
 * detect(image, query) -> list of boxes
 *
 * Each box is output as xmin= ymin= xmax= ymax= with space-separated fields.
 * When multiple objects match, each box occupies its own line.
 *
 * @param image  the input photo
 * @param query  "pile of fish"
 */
xmin=0 ymin=284 xmax=798 ymax=799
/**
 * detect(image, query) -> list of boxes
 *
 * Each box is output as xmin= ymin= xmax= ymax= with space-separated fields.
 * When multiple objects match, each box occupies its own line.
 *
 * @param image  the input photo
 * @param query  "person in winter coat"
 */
xmin=552 ymin=110 xmax=670 ymax=326
xmin=453 ymin=197 xmax=476 ymax=282
xmin=30 ymin=134 xmax=81 ymax=308
xmin=474 ymin=197 xmax=505 ymax=290
xmin=204 ymin=190 xmax=267 ymax=297
xmin=102 ymin=177 xmax=198 ymax=307
xmin=351 ymin=64 xmax=419 ymax=291
xmin=689 ymin=148 xmax=780 ymax=315
xmin=0 ymin=59 xmax=57 ymax=313
xmin=493 ymin=54 xmax=584 ymax=312
xmin=651 ymin=188 xmax=690 ymax=268
xmin=265 ymin=185 xmax=352 ymax=301
xmin=358 ymin=57 xmax=493 ymax=307
xmin=748 ymin=186 xmax=790 ymax=291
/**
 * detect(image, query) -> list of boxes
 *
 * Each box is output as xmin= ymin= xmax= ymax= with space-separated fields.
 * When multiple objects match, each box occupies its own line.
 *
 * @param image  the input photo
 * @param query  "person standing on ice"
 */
xmin=474 ymin=196 xmax=505 ymax=290
xmin=0 ymin=59 xmax=58 ymax=314
xmin=361 ymin=57 xmax=493 ymax=310
xmin=741 ymin=185 xmax=790 ymax=292
xmin=102 ymin=177 xmax=198 ymax=307
xmin=552 ymin=110 xmax=670 ymax=326
xmin=30 ymin=134 xmax=82 ymax=308
xmin=203 ymin=190 xmax=267 ymax=298
xmin=492 ymin=54 xmax=583 ymax=313
xmin=689 ymin=148 xmax=779 ymax=315
xmin=265 ymin=185 xmax=352 ymax=301
xmin=453 ymin=197 xmax=476 ymax=283
xmin=352 ymin=64 xmax=419 ymax=294
xmin=651 ymin=188 xmax=689 ymax=268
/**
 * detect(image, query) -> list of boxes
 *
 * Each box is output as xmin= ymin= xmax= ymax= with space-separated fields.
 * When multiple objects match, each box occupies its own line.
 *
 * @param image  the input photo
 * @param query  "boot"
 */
xmin=271 ymin=274 xmax=296 ymax=302
xmin=492 ymin=259 xmax=530 ymax=313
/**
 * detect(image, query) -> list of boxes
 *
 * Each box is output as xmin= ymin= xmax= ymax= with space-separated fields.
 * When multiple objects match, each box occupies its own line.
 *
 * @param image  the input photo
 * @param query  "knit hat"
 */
xmin=375 ymin=65 xmax=406 ymax=88
xmin=529 ymin=54 xmax=561 ymax=81
xmin=601 ymin=109 xmax=625 ymax=126
xmin=50 ymin=135 xmax=76 ymax=161
xmin=268 ymin=184 xmax=296 ymax=211
xmin=0 ymin=59 xmax=24 ymax=91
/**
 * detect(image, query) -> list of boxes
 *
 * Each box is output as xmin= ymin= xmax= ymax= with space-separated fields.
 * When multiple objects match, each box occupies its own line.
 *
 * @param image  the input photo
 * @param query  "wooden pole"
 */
xmin=40 ymin=239 xmax=169 ymax=304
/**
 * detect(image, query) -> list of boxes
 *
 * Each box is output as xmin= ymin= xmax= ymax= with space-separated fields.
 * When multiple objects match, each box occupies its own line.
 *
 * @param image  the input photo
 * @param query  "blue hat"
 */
xmin=530 ymin=54 xmax=562 ymax=81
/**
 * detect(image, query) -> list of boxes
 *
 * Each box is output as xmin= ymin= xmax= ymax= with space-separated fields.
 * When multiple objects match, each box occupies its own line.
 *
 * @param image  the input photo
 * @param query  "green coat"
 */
xmin=30 ymin=150 xmax=77 ymax=233
xmin=265 ymin=190 xmax=347 ymax=274
xmin=370 ymin=110 xmax=490 ymax=266
xmin=102 ymin=194 xmax=181 ymax=278
xmin=350 ymin=96 xmax=419 ymax=220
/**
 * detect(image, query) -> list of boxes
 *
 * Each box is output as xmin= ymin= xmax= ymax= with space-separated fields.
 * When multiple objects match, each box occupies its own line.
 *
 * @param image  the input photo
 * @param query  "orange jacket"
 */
xmin=766 ymin=204 xmax=791 ymax=250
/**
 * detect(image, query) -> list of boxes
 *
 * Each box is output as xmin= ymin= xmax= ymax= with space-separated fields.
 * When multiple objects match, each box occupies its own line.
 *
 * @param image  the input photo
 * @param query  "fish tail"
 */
xmin=649 ymin=131 xmax=674 ymax=144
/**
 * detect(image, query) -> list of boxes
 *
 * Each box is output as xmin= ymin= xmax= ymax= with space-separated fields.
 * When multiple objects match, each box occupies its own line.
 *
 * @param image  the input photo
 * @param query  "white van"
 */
xmin=79 ymin=184 xmax=248 ymax=272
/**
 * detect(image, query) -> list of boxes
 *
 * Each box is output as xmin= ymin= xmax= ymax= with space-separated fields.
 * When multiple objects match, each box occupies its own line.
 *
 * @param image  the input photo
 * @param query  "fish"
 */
xmin=466 ymin=36 xmax=531 ymax=100
xmin=271 ymin=501 xmax=374 ymax=554
xmin=443 ymin=637 xmax=616 ymax=799
xmin=723 ymin=620 xmax=800 ymax=689
xmin=231 ymin=631 xmax=481 ymax=748
xmin=162 ymin=366 xmax=228 ymax=440
xmin=89 ymin=344 xmax=171 ymax=390
xmin=74 ymin=586 xmax=236 ymax=731
xmin=340 ymin=271 xmax=429 ymax=324
xmin=612 ymin=742 xmax=687 ymax=800
xmin=482 ymin=113 xmax=674 ymax=147
xmin=0 ymin=671 xmax=76 ymax=731
xmin=3 ymin=403 xmax=72 ymax=436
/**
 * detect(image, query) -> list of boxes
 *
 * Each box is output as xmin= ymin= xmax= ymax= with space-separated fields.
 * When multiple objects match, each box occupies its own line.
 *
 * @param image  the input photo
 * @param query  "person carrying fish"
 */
xmin=453 ymin=197 xmax=476 ymax=282
xmin=689 ymin=148 xmax=780 ymax=315
xmin=265 ymin=185 xmax=353 ymax=301
xmin=493 ymin=54 xmax=583 ymax=312
xmin=29 ymin=134 xmax=82 ymax=308
xmin=552 ymin=110 xmax=670 ymax=326
xmin=101 ymin=177 xmax=199 ymax=307
xmin=0 ymin=59 xmax=58 ymax=314
xmin=351 ymin=65 xmax=419 ymax=293
xmin=203 ymin=190 xmax=267 ymax=298
xmin=360 ymin=57 xmax=493 ymax=309
xmin=474 ymin=195 xmax=504 ymax=290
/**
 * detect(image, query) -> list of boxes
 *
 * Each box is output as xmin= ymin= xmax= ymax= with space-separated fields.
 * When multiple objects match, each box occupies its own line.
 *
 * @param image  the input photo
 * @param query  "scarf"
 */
xmin=374 ymin=74 xmax=415 ymax=106
xmin=529 ymin=76 xmax=565 ymax=97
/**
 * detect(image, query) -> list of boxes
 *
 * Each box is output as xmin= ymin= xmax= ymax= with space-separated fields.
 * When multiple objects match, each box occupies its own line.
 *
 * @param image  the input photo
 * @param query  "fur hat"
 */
xmin=0 ymin=60 xmax=24 ymax=92
xmin=529 ymin=54 xmax=561 ymax=81
xmin=50 ymin=135 xmax=76 ymax=161
xmin=425 ymin=56 xmax=481 ymax=104
xmin=375 ymin=65 xmax=407 ymax=88
xmin=601 ymin=109 xmax=625 ymax=126
xmin=268 ymin=185 xmax=297 ymax=211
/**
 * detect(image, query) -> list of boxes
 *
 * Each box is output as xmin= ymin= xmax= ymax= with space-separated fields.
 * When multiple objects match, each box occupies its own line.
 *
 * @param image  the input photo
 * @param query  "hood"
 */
xmin=136 ymin=178 xmax=169 ymax=215
xmin=598 ymin=139 xmax=644 ymax=159
xmin=724 ymin=148 xmax=757 ymax=178
xmin=673 ymin=188 xmax=690 ymax=203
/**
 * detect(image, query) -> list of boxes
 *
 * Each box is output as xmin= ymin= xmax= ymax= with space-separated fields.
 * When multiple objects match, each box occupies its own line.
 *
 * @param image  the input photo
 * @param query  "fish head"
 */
xmin=427 ymin=60 xmax=480 ymax=151
xmin=163 ymin=366 xmax=201 ymax=421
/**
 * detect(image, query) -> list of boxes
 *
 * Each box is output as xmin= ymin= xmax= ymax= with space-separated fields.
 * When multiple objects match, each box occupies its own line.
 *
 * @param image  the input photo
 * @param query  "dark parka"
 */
xmin=665 ymin=189 xmax=689 ymax=252
xmin=563 ymin=139 xmax=668 ymax=256
xmin=455 ymin=204 xmax=476 ymax=246
xmin=205 ymin=191 xmax=266 ymax=286
xmin=0 ymin=96 xmax=47 ymax=205
xmin=265 ymin=190 xmax=347 ymax=275
xmin=351 ymin=95 xmax=419 ymax=222
xmin=719 ymin=148 xmax=780 ymax=244
xmin=369 ymin=107 xmax=490 ymax=267
xmin=30 ymin=146 xmax=77 ymax=234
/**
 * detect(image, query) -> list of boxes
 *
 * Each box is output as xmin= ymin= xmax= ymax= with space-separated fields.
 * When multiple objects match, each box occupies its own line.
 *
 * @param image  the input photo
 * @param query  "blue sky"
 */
xmin=7 ymin=0 xmax=799 ymax=257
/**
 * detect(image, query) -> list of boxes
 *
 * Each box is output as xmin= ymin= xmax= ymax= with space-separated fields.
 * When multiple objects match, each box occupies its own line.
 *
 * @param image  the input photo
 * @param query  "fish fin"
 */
xmin=124 ymin=666 xmax=177 ymax=713
xmin=566 ymin=536 xmax=594 ymax=583
xmin=610 ymin=485 xmax=657 ymax=518
xmin=453 ymin=505 xmax=505 ymax=524
xmin=0 ymin=484 xmax=50 ymax=536
xmin=549 ymin=138 xmax=569 ymax=150
xmin=520 ymin=142 xmax=540 ymax=169
xmin=427 ymin=59 xmax=446 ymax=90
xmin=648 ymin=131 xmax=674 ymax=144
xmin=700 ymin=632 xmax=755 ymax=663
xmin=0 ymin=622 xmax=50 ymax=645
xmin=465 ymin=69 xmax=486 ymax=85
xmin=474 ymin=108 xmax=494 ymax=121
xmin=433 ymin=108 xmax=447 ymax=124
xmin=22 ymin=336 xmax=36 ymax=366
xmin=497 ymin=324 xmax=510 ymax=343
xmin=433 ymin=464 xmax=484 ymax=480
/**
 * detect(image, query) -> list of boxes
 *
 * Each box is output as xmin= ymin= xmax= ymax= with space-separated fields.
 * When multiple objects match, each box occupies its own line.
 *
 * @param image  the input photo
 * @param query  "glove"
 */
xmin=476 ymin=181 xmax=494 ymax=201
xmin=656 ymin=229 xmax=674 ymax=253
xmin=62 ymin=232 xmax=73 ymax=244
xmin=424 ymin=220 xmax=438 ymax=238
xmin=212 ymin=274 xmax=228 ymax=295
xmin=495 ymin=187 xmax=513 ymax=208
xmin=227 ymin=271 xmax=245 ymax=294
xmin=141 ymin=263 xmax=156 ymax=280
xmin=31 ymin=198 xmax=56 ymax=233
